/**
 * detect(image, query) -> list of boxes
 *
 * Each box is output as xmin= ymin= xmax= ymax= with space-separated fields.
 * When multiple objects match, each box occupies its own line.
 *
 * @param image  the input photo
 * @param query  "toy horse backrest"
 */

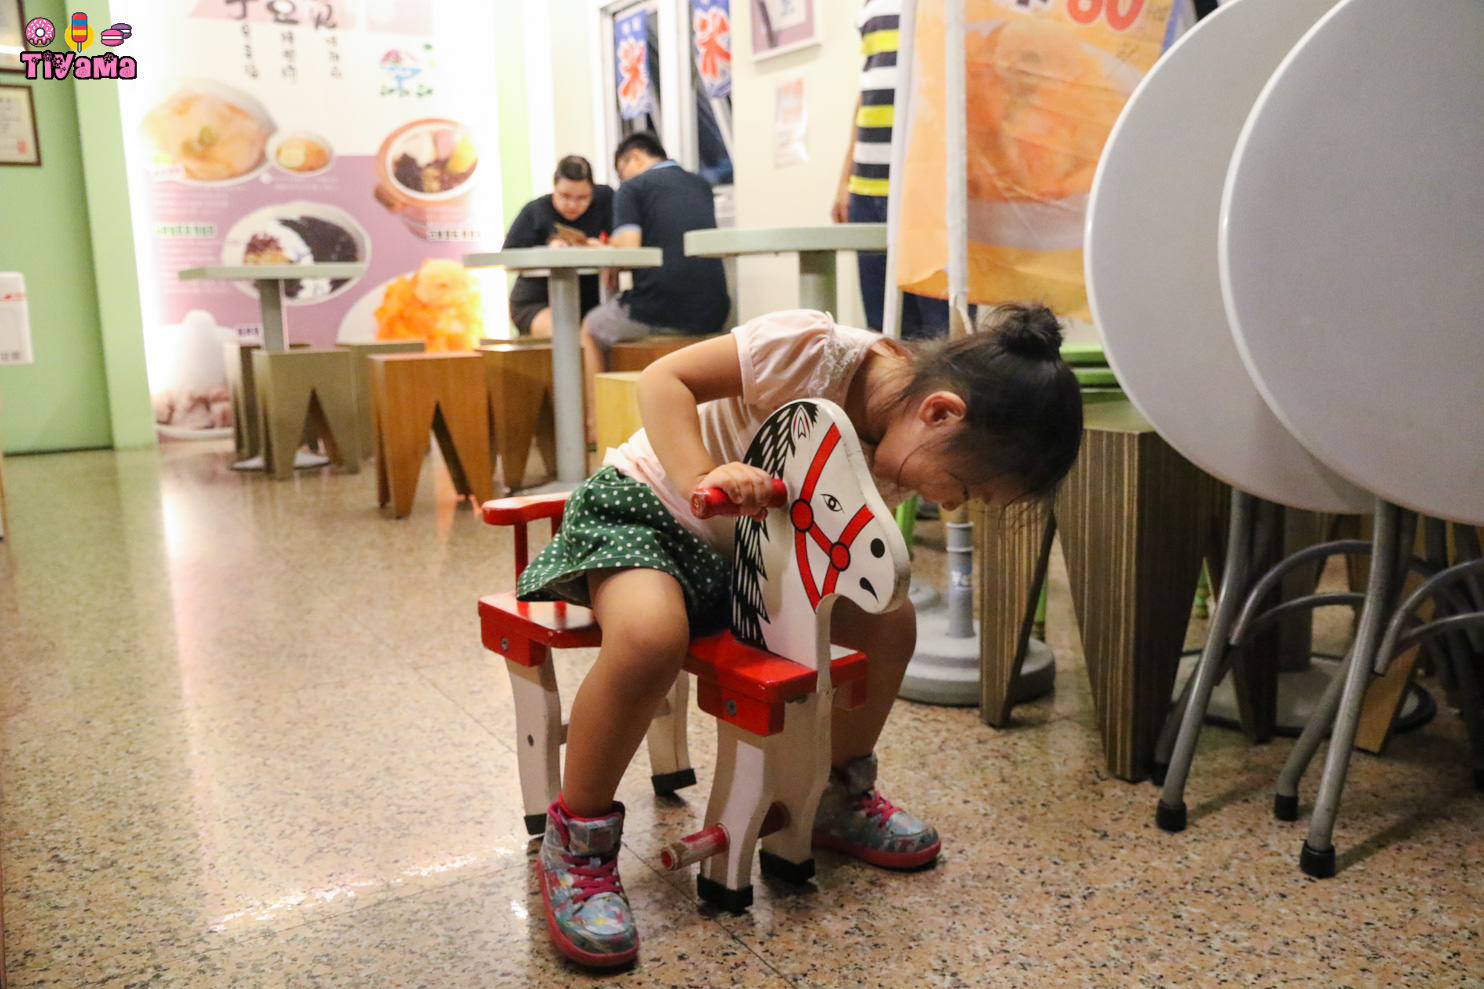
xmin=730 ymin=400 xmax=910 ymax=676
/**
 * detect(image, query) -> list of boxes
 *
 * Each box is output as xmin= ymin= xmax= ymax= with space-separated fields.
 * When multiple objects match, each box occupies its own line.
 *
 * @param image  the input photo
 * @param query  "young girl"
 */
xmin=517 ymin=304 xmax=1083 ymax=968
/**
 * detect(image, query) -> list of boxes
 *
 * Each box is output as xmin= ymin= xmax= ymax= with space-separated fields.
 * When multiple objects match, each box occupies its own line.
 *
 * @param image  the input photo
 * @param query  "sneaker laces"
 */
xmin=853 ymin=789 xmax=899 ymax=828
xmin=563 ymin=854 xmax=623 ymax=903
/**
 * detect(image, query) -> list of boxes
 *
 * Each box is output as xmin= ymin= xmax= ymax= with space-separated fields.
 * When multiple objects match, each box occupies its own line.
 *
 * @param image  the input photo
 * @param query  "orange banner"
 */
xmin=897 ymin=0 xmax=1176 ymax=318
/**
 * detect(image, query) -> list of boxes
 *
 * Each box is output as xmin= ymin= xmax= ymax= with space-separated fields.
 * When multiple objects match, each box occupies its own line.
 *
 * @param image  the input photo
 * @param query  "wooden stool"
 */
xmin=338 ymin=340 xmax=426 ymax=459
xmin=593 ymin=371 xmax=642 ymax=459
xmin=251 ymin=348 xmax=361 ymax=480
xmin=608 ymin=334 xmax=717 ymax=372
xmin=224 ymin=340 xmax=309 ymax=461
xmin=480 ymin=343 xmax=556 ymax=492
xmin=977 ymin=399 xmax=1226 ymax=781
xmin=370 ymin=352 xmax=493 ymax=518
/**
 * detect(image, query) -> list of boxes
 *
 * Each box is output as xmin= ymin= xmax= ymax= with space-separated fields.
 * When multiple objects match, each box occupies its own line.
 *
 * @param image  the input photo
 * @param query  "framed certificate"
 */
xmin=0 ymin=0 xmax=24 ymax=74
xmin=0 ymin=84 xmax=39 ymax=165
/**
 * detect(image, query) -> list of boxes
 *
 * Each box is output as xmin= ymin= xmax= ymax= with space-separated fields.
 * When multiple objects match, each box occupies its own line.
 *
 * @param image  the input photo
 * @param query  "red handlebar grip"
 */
xmin=690 ymin=478 xmax=788 ymax=519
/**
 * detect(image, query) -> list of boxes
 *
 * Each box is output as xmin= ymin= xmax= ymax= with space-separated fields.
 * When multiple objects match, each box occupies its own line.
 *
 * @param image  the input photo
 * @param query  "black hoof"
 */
xmin=697 ymin=875 xmax=753 ymax=913
xmin=524 ymin=812 xmax=548 ymax=836
xmin=759 ymin=850 xmax=815 ymax=884
xmin=1149 ymin=762 xmax=1168 ymax=787
xmin=651 ymin=768 xmax=697 ymax=795
xmin=1273 ymin=793 xmax=1299 ymax=821
xmin=1300 ymin=841 xmax=1336 ymax=879
xmin=1474 ymin=767 xmax=1484 ymax=793
xmin=1155 ymin=800 xmax=1187 ymax=833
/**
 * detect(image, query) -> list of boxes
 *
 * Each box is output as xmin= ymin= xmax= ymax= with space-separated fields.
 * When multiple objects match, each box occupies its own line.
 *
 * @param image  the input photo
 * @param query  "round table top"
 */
xmin=1222 ymin=0 xmax=1484 ymax=525
xmin=461 ymin=246 xmax=662 ymax=271
xmin=179 ymin=263 xmax=368 ymax=282
xmin=684 ymin=224 xmax=887 ymax=257
xmin=1085 ymin=0 xmax=1367 ymax=513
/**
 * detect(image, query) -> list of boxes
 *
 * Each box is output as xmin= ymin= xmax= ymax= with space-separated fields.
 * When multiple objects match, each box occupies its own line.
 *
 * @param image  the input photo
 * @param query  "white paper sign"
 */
xmin=773 ymin=76 xmax=807 ymax=167
xmin=0 ymin=272 xmax=34 ymax=366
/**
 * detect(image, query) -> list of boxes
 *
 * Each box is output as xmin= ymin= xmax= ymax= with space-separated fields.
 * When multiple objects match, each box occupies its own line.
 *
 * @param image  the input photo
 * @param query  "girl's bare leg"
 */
xmin=829 ymin=598 xmax=917 ymax=767
xmin=561 ymin=567 xmax=692 ymax=817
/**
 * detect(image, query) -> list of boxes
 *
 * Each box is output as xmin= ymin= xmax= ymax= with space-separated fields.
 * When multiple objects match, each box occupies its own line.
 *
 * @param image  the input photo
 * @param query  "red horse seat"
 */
xmin=685 ymin=631 xmax=868 ymax=737
xmin=479 ymin=593 xmax=601 ymax=667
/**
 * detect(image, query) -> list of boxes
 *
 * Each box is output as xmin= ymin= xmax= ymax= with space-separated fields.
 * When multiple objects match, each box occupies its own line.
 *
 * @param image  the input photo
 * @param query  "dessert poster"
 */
xmin=111 ymin=0 xmax=506 ymax=438
xmin=894 ymin=0 xmax=1177 ymax=320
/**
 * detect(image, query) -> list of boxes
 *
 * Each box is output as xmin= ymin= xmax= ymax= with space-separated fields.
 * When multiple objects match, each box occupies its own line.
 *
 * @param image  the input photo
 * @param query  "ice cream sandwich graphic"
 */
xmin=100 ymin=23 xmax=132 ymax=46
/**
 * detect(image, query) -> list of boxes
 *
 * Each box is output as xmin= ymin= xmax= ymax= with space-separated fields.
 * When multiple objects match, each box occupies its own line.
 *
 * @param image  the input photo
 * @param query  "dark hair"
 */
xmin=896 ymin=303 xmax=1083 ymax=504
xmin=614 ymin=131 xmax=667 ymax=168
xmin=553 ymin=155 xmax=594 ymax=185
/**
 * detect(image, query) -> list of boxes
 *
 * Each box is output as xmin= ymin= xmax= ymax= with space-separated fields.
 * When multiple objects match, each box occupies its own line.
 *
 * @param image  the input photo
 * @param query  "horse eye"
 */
xmin=823 ymin=494 xmax=842 ymax=512
xmin=870 ymin=538 xmax=885 ymax=558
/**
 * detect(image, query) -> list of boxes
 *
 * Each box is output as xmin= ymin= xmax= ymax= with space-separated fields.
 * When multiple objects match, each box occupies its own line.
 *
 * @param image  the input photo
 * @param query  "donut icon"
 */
xmin=24 ymin=16 xmax=55 ymax=48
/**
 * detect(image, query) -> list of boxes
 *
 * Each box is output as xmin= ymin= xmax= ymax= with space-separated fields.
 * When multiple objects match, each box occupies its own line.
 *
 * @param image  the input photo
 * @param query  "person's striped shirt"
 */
xmin=849 ymin=0 xmax=899 ymax=199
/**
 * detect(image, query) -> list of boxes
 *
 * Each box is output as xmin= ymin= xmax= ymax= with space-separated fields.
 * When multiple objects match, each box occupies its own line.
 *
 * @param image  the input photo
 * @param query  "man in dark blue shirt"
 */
xmin=581 ymin=133 xmax=730 ymax=422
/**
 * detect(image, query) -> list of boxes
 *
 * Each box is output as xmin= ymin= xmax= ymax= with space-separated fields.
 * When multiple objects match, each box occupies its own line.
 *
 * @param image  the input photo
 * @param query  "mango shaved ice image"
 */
xmin=965 ymin=18 xmax=1126 ymax=202
xmin=374 ymin=259 xmax=483 ymax=352
xmin=141 ymin=90 xmax=271 ymax=182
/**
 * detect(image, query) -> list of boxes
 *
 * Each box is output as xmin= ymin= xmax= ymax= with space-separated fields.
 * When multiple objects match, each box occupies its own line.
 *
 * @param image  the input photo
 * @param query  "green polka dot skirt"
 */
xmin=516 ymin=467 xmax=731 ymax=632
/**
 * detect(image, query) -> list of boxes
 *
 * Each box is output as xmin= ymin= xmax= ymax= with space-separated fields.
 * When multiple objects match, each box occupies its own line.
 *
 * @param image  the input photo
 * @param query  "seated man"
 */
xmin=503 ymin=155 xmax=614 ymax=336
xmin=581 ymin=132 xmax=730 ymax=423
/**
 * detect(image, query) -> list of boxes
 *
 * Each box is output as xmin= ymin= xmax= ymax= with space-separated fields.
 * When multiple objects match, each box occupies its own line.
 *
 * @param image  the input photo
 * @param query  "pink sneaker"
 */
xmin=537 ymin=798 xmax=639 ymax=968
xmin=811 ymin=754 xmax=941 ymax=869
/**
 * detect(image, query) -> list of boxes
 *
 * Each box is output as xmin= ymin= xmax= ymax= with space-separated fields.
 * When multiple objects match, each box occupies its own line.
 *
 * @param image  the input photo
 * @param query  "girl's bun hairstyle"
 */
xmin=985 ymin=303 xmax=1064 ymax=362
xmin=893 ymin=301 xmax=1082 ymax=506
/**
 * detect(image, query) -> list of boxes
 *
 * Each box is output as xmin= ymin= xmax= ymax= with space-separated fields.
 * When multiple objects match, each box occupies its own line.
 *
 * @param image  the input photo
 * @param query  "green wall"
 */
xmin=0 ymin=0 xmax=114 ymax=453
xmin=0 ymin=0 xmax=536 ymax=453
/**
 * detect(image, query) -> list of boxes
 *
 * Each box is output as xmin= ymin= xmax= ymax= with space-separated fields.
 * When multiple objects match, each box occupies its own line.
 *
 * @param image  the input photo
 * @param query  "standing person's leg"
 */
xmin=812 ymin=598 xmax=941 ymax=869
xmin=849 ymin=192 xmax=888 ymax=331
xmin=901 ymin=291 xmax=951 ymax=341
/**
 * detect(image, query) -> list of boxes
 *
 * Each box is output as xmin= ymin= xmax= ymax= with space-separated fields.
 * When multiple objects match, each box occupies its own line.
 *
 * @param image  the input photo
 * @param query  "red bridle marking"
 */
xmin=790 ymin=424 xmax=874 ymax=609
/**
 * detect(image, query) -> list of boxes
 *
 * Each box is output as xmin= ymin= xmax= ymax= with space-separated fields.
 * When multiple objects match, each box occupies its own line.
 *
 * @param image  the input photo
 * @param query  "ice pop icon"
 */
xmin=65 ymin=11 xmax=93 ymax=52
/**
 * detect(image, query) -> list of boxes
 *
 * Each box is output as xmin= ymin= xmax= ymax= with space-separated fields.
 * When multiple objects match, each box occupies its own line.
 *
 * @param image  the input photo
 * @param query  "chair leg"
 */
xmin=646 ymin=674 xmax=696 ymax=795
xmin=506 ymin=657 xmax=563 ymax=836
xmin=1301 ymin=499 xmax=1410 ymax=878
xmin=1155 ymin=489 xmax=1256 ymax=831
xmin=758 ymin=694 xmax=830 ymax=883
xmin=697 ymin=724 xmax=773 ymax=913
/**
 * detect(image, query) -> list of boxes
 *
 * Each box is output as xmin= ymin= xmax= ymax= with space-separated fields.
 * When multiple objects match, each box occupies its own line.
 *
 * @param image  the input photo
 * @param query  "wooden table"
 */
xmin=683 ymin=224 xmax=887 ymax=314
xmin=178 ymin=264 xmax=367 ymax=471
xmin=463 ymin=247 xmax=662 ymax=485
xmin=178 ymin=263 xmax=366 ymax=352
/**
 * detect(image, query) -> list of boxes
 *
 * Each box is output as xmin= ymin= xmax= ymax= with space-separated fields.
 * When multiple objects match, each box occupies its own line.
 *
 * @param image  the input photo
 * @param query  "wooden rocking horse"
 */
xmin=478 ymin=399 xmax=910 ymax=910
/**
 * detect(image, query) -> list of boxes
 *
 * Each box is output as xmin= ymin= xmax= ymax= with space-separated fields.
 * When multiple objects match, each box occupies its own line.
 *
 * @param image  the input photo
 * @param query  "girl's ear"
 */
xmin=917 ymin=390 xmax=967 ymax=426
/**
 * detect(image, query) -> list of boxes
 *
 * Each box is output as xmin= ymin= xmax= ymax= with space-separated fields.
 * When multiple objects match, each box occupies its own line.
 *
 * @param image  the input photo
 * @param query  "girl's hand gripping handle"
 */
xmin=690 ymin=478 xmax=788 ymax=520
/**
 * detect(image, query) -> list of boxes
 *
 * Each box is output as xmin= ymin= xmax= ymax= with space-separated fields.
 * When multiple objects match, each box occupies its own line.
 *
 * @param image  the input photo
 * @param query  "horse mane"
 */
xmin=731 ymin=401 xmax=819 ymax=647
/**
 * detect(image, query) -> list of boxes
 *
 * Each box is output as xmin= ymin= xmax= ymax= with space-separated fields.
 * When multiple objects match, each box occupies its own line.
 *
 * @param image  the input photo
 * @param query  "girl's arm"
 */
xmin=637 ymin=336 xmax=778 ymax=514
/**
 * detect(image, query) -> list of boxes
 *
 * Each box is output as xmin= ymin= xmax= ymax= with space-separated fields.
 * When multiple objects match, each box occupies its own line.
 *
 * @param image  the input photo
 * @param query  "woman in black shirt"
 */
xmin=502 ymin=155 xmax=615 ymax=336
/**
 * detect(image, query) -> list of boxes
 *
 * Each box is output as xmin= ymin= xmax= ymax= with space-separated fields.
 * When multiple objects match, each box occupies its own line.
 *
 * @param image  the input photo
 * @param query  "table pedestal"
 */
xmin=548 ymin=269 xmax=585 ymax=485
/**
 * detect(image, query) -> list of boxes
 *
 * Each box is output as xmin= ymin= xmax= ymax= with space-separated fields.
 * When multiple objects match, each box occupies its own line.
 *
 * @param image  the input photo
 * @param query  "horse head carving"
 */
xmin=730 ymin=400 xmax=910 ymax=671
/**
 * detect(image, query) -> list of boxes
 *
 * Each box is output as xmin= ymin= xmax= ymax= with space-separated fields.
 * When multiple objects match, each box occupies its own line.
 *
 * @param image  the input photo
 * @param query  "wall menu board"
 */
xmin=110 ymin=0 xmax=506 ymax=439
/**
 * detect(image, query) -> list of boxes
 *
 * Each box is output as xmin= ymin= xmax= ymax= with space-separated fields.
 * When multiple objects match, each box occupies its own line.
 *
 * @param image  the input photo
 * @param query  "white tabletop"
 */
xmin=684 ymin=224 xmax=887 ymax=258
xmin=1085 ymin=0 xmax=1366 ymax=514
xmin=1221 ymin=0 xmax=1484 ymax=525
xmin=462 ymin=247 xmax=662 ymax=271
xmin=180 ymin=263 xmax=367 ymax=281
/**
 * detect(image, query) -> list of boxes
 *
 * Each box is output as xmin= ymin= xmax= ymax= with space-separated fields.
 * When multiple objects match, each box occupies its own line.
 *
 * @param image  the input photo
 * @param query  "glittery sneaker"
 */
xmin=811 ymin=753 xmax=941 ymax=869
xmin=538 ymin=798 xmax=639 ymax=968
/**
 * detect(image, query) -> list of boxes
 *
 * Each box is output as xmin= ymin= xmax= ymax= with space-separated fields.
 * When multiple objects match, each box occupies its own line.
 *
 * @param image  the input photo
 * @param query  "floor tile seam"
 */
xmin=411 ymin=664 xmax=520 ymax=756
xmin=622 ymin=843 xmax=800 ymax=986
xmin=10 ymin=857 xmax=527 ymax=985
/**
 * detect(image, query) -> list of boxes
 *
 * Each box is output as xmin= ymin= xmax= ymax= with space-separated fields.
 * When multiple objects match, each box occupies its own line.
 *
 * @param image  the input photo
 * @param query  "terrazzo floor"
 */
xmin=0 ymin=442 xmax=1479 ymax=988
